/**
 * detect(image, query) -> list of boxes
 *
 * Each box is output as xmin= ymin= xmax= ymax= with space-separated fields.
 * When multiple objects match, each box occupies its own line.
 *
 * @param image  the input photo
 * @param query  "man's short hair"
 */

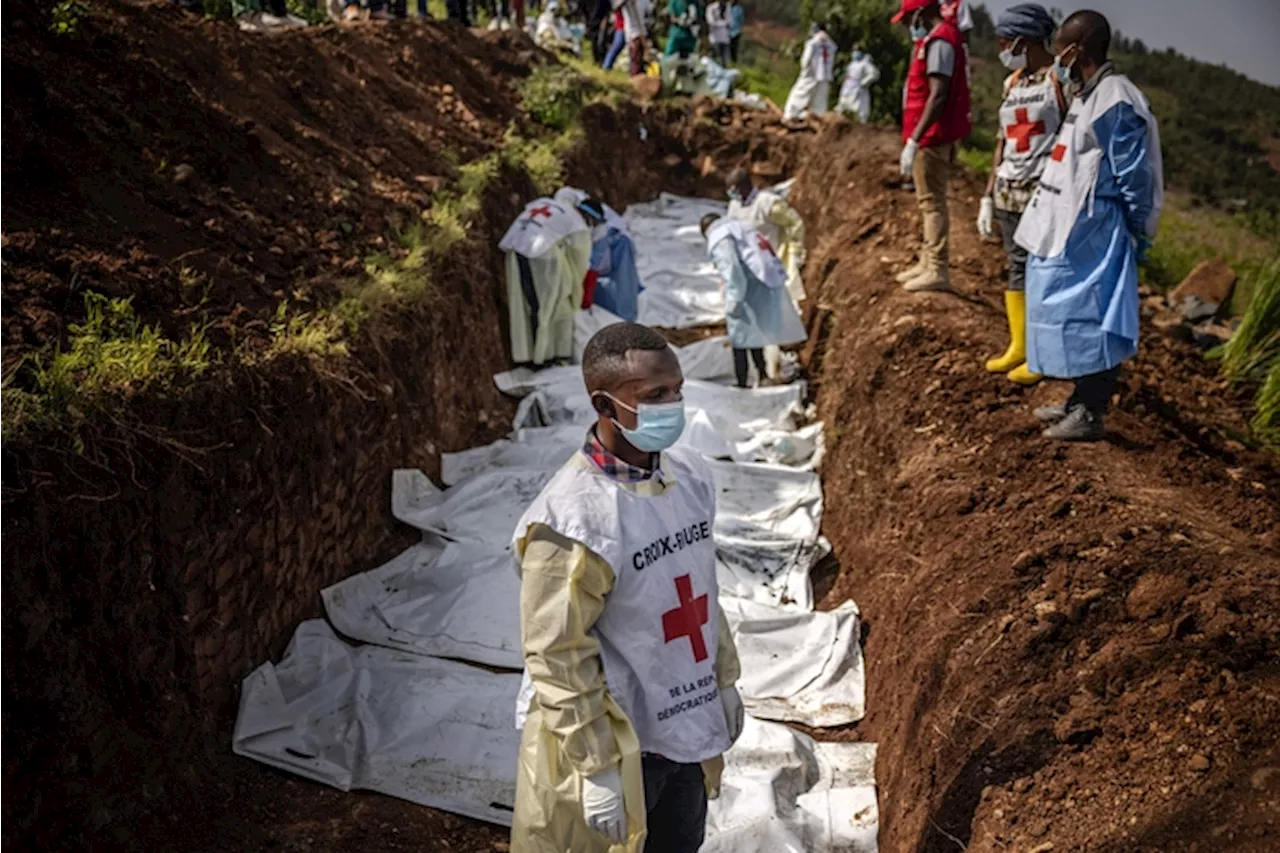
xmin=1061 ymin=9 xmax=1110 ymax=61
xmin=726 ymin=166 xmax=752 ymax=189
xmin=582 ymin=322 xmax=672 ymax=392
xmin=700 ymin=213 xmax=722 ymax=236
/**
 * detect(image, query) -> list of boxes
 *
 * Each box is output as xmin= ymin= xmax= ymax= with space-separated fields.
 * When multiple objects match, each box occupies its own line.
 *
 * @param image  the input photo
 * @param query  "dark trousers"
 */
xmin=446 ymin=0 xmax=470 ymax=24
xmin=1069 ymin=365 xmax=1121 ymax=416
xmin=641 ymin=755 xmax=707 ymax=853
xmin=994 ymin=207 xmax=1027 ymax=292
xmin=729 ymin=33 xmax=741 ymax=61
xmin=733 ymin=347 xmax=767 ymax=388
xmin=712 ymin=40 xmax=732 ymax=66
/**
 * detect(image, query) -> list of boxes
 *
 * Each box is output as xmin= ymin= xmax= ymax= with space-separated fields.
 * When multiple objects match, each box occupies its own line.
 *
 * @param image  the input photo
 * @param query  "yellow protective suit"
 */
xmin=512 ymin=485 xmax=741 ymax=853
xmin=506 ymin=230 xmax=592 ymax=366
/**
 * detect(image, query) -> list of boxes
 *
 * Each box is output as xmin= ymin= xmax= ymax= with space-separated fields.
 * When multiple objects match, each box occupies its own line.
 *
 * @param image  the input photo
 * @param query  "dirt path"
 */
xmin=792 ymin=121 xmax=1280 ymax=853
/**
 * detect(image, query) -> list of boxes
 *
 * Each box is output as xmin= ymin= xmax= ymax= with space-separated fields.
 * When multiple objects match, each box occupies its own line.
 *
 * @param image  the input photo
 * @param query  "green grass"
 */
xmin=1219 ymin=258 xmax=1280 ymax=450
xmin=734 ymin=38 xmax=797 ymax=109
xmin=5 ymin=56 xmax=600 ymax=448
xmin=1143 ymin=195 xmax=1280 ymax=310
xmin=3 ymin=293 xmax=213 ymax=443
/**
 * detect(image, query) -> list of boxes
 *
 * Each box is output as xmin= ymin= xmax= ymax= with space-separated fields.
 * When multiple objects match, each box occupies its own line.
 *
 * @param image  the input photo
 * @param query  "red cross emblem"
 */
xmin=1004 ymin=108 xmax=1046 ymax=153
xmin=662 ymin=575 xmax=709 ymax=662
xmin=528 ymin=204 xmax=554 ymax=220
xmin=1050 ymin=143 xmax=1067 ymax=162
xmin=756 ymin=233 xmax=777 ymax=257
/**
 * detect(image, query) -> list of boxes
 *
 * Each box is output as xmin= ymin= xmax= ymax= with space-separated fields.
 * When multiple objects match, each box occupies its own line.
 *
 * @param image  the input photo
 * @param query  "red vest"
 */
xmin=902 ymin=20 xmax=971 ymax=146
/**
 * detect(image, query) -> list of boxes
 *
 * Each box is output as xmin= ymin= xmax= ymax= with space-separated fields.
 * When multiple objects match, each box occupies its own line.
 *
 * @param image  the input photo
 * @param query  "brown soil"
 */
xmin=6 ymin=4 xmax=1278 ymax=853
xmin=792 ymin=121 xmax=1280 ymax=853
xmin=0 ymin=4 xmax=798 ymax=852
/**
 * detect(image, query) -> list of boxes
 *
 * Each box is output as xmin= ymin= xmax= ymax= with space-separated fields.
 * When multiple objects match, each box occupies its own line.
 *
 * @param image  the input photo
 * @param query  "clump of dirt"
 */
xmin=791 ymin=121 xmax=1279 ymax=853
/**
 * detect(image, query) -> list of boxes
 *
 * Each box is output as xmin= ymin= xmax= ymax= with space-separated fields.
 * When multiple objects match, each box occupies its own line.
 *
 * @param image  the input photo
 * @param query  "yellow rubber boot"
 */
xmin=1007 ymin=362 xmax=1043 ymax=385
xmin=985 ymin=290 xmax=1027 ymax=373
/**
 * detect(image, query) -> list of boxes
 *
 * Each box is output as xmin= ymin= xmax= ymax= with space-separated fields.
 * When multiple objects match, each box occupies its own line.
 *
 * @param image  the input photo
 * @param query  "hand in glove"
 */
xmin=582 ymin=767 xmax=626 ymax=844
xmin=977 ymin=196 xmax=995 ymax=239
xmin=721 ymin=685 xmax=745 ymax=744
xmin=1134 ymin=233 xmax=1153 ymax=265
xmin=898 ymin=139 xmax=919 ymax=176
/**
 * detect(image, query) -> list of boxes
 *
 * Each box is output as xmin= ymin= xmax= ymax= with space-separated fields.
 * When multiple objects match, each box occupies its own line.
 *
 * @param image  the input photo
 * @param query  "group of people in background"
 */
xmin=499 ymin=167 xmax=810 ymax=392
xmin=891 ymin=0 xmax=1162 ymax=440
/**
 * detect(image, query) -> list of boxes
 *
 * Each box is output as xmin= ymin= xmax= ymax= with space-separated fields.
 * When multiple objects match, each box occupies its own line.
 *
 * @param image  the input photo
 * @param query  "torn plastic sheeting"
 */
xmin=440 ymin=417 xmax=823 ymax=489
xmin=705 ymin=717 xmax=877 ymax=853
xmin=320 ymin=538 xmax=858 ymax=726
xmin=232 ymin=619 xmax=522 ymax=827
xmin=510 ymin=374 xmax=806 ymax=435
xmin=722 ymin=598 xmax=865 ymax=727
xmin=321 ymin=539 xmax=521 ymax=670
xmin=390 ymin=461 xmax=823 ymax=610
xmin=626 ymin=193 xmax=730 ymax=329
xmin=233 ymin=621 xmax=877 ymax=852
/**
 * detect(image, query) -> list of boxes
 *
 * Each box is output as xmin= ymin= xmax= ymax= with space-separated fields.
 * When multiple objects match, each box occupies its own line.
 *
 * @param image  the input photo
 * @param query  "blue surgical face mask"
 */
xmin=910 ymin=23 xmax=928 ymax=41
xmin=1051 ymin=45 xmax=1077 ymax=86
xmin=851 ymin=49 xmax=864 ymax=60
xmin=606 ymin=395 xmax=686 ymax=452
xmin=727 ymin=187 xmax=742 ymax=202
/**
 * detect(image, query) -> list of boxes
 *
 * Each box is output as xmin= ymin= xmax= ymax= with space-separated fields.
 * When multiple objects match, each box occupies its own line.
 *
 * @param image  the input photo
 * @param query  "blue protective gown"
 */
xmin=589 ymin=228 xmax=644 ymax=323
xmin=1022 ymin=72 xmax=1159 ymax=379
xmin=709 ymin=233 xmax=806 ymax=350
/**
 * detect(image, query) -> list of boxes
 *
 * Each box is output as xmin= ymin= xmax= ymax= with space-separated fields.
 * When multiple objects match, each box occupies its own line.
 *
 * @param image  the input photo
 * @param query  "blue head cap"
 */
xmin=577 ymin=196 xmax=606 ymax=223
xmin=995 ymin=3 xmax=1055 ymax=43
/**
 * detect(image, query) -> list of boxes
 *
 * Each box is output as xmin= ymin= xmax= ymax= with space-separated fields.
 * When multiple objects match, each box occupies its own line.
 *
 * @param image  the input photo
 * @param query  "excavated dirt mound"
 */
xmin=2 ymin=0 xmax=539 ymax=362
xmin=792 ymin=121 xmax=1280 ymax=853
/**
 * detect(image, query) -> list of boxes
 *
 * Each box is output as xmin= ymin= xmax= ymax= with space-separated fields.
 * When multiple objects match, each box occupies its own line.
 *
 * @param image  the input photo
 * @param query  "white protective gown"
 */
xmin=782 ymin=30 xmax=836 ymax=120
xmin=837 ymin=54 xmax=880 ymax=123
xmin=706 ymin=218 xmax=807 ymax=350
xmin=1015 ymin=69 xmax=1164 ymax=379
xmin=727 ymin=187 xmax=807 ymax=304
xmin=500 ymin=198 xmax=592 ymax=366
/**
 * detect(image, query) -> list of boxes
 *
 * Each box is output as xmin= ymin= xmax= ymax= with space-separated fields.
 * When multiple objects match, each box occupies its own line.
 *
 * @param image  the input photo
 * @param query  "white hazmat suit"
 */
xmin=837 ymin=52 xmax=880 ymax=122
xmin=782 ymin=28 xmax=836 ymax=121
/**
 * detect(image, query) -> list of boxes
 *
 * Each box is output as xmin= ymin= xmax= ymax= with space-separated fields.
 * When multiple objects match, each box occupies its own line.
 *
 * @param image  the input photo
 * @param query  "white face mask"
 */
xmin=999 ymin=47 xmax=1028 ymax=70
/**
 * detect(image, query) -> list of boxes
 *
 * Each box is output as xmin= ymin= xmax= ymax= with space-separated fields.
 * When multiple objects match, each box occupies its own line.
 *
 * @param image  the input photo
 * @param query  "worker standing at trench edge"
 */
xmin=1014 ymin=9 xmax=1163 ymax=441
xmin=510 ymin=322 xmax=745 ymax=853
xmin=893 ymin=0 xmax=972 ymax=293
xmin=978 ymin=3 xmax=1064 ymax=386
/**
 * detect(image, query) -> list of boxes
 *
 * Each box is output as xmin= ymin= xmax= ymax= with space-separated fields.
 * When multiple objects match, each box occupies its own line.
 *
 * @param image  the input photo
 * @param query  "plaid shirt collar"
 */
xmin=583 ymin=427 xmax=664 ymax=484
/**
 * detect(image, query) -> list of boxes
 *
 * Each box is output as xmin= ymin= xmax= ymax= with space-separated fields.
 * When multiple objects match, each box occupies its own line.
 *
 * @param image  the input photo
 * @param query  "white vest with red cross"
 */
xmin=1015 ymin=73 xmax=1164 ymax=260
xmin=706 ymin=218 xmax=789 ymax=291
xmin=996 ymin=70 xmax=1062 ymax=186
xmin=498 ymin=197 xmax=589 ymax=260
xmin=512 ymin=447 xmax=731 ymax=764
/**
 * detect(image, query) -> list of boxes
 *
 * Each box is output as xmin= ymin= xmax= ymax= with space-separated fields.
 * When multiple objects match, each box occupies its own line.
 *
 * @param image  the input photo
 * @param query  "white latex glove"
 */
xmin=977 ymin=195 xmax=995 ymax=239
xmin=898 ymin=138 xmax=919 ymax=176
xmin=722 ymin=685 xmax=745 ymax=744
xmin=582 ymin=767 xmax=626 ymax=844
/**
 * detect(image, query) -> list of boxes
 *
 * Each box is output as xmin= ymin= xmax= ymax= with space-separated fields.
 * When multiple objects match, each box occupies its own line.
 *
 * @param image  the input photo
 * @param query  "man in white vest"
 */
xmin=701 ymin=213 xmax=807 ymax=388
xmin=499 ymin=197 xmax=593 ymax=366
xmin=510 ymin=321 xmax=745 ymax=853
xmin=1014 ymin=9 xmax=1163 ymax=441
xmin=725 ymin=167 xmax=807 ymax=304
xmin=782 ymin=21 xmax=836 ymax=122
